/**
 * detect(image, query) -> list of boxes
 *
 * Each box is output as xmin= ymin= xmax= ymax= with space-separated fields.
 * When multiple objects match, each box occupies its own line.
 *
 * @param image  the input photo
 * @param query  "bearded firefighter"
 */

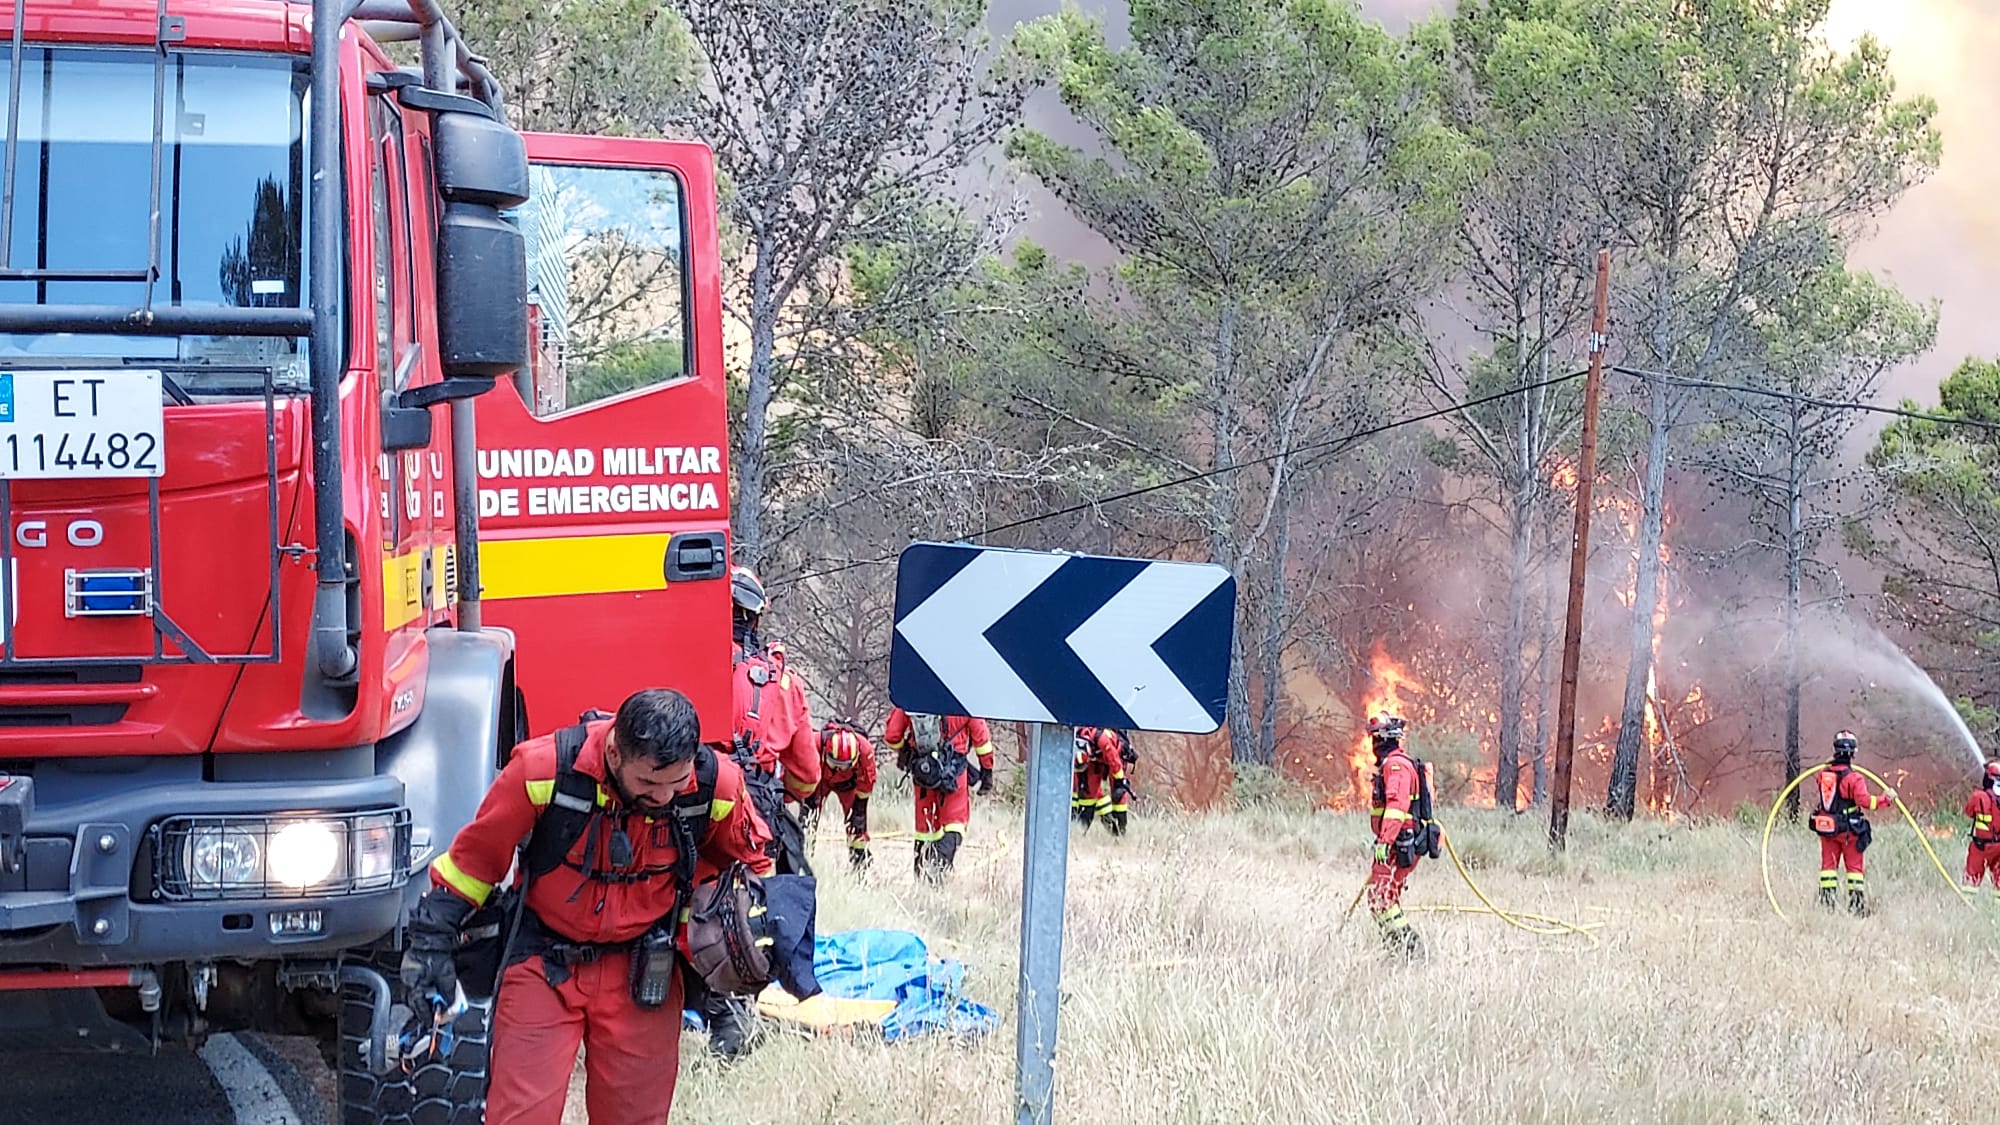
xmin=884 ymin=706 xmax=995 ymax=882
xmin=803 ymin=718 xmax=878 ymax=868
xmin=1366 ymin=713 xmax=1436 ymax=958
xmin=403 ymin=689 xmax=776 ymax=1122
xmin=1810 ymin=730 xmax=1897 ymax=915
xmin=1963 ymin=759 xmax=2000 ymax=893
xmin=1071 ymin=726 xmax=1131 ymax=836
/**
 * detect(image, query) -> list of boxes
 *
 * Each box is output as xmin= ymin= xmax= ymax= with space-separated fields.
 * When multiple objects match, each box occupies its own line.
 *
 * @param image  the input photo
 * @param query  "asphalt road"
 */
xmin=0 ymin=1033 xmax=334 ymax=1125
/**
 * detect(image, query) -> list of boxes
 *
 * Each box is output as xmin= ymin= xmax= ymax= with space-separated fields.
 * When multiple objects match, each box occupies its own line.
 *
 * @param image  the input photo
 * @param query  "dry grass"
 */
xmin=565 ymin=796 xmax=2000 ymax=1125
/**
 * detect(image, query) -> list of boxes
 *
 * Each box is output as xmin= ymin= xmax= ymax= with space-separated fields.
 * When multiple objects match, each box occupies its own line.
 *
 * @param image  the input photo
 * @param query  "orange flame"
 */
xmin=1349 ymin=643 xmax=1423 ymax=805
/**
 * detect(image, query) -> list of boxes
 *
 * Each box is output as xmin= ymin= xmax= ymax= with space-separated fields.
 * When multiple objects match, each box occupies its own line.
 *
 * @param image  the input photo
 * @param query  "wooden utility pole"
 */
xmin=1548 ymin=249 xmax=1611 ymax=852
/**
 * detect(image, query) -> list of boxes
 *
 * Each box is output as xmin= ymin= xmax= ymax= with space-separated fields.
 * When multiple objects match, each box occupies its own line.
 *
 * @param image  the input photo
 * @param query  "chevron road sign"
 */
xmin=888 ymin=542 xmax=1236 ymax=734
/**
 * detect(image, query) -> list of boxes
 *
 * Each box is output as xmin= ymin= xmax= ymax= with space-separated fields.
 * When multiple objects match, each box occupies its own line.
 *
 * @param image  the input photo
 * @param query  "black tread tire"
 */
xmin=337 ymin=948 xmax=489 ymax=1125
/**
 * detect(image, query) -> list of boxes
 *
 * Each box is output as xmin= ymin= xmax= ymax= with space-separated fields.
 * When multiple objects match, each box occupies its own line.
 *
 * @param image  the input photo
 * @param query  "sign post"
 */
xmin=1015 ymin=722 xmax=1071 ymax=1125
xmin=888 ymin=542 xmax=1236 ymax=1125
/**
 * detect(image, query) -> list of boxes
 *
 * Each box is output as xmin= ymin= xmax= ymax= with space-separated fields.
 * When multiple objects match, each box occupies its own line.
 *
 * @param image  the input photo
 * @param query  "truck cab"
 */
xmin=0 ymin=0 xmax=731 ymax=1117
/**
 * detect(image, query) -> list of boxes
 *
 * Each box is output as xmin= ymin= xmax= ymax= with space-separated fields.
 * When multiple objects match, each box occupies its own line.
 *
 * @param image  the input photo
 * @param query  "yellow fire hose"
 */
xmin=1337 ymin=823 xmax=1600 ymax=948
xmin=1759 ymin=760 xmax=1971 ymax=921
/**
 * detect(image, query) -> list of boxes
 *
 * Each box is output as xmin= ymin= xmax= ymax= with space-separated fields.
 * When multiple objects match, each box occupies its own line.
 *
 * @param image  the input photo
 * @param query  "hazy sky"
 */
xmin=987 ymin=0 xmax=2000 ymax=404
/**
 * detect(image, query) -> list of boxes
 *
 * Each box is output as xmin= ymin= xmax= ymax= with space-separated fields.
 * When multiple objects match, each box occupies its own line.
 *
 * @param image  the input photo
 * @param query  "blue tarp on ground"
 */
xmin=812 ymin=928 xmax=999 ymax=1041
xmin=683 ymin=928 xmax=998 ymax=1041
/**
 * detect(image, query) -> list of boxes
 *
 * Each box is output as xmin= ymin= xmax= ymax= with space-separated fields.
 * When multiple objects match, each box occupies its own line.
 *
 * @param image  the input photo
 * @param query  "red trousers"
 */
xmin=487 ymin=951 xmax=683 ymax=1125
xmin=1966 ymin=840 xmax=2000 ymax=888
xmin=1366 ymin=857 xmax=1417 ymax=913
xmin=1820 ymin=834 xmax=1864 ymax=875
xmin=914 ymin=778 xmax=971 ymax=843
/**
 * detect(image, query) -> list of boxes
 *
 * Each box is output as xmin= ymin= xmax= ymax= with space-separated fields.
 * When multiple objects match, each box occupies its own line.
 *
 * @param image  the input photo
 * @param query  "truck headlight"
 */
xmin=157 ymin=809 xmax=412 ymax=900
xmin=186 ymin=827 xmax=262 ymax=890
xmin=351 ymin=813 xmax=401 ymax=890
xmin=268 ymin=820 xmax=342 ymax=888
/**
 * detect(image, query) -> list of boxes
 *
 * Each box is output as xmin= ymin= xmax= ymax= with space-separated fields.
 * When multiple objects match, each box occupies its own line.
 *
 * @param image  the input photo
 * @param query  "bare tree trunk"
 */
xmin=1609 ymin=384 xmax=1670 ymax=820
xmin=1255 ymin=478 xmax=1293 ymax=764
xmin=1783 ymin=400 xmax=1805 ymax=820
xmin=735 ymin=244 xmax=779 ymax=570
xmin=1208 ymin=297 xmax=1260 ymax=766
xmin=1496 ymin=459 xmax=1537 ymax=810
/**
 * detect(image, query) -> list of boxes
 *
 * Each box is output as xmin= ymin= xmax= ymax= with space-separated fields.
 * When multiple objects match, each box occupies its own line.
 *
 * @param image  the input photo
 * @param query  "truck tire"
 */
xmin=338 ymin=949 xmax=489 ymax=1125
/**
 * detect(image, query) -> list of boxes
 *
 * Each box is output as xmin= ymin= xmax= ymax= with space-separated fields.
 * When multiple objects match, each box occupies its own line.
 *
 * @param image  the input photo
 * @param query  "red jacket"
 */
xmin=883 ymin=709 xmax=994 ymax=775
xmin=430 ymin=720 xmax=773 ymax=945
xmin=733 ymin=641 xmax=820 ymax=801
xmin=1370 ymin=749 xmax=1418 ymax=846
xmin=815 ymin=726 xmax=878 ymax=799
xmin=1966 ymin=789 xmax=2000 ymax=844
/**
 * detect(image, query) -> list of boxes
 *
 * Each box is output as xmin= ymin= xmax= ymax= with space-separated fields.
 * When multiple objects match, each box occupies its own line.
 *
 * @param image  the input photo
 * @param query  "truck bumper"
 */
xmin=0 ymin=771 xmax=410 ymax=965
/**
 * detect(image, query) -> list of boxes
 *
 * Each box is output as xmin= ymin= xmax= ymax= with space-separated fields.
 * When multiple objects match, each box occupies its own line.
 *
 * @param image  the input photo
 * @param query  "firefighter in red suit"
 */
xmin=1071 ymin=726 xmax=1130 ymax=836
xmin=729 ymin=566 xmax=819 ymax=875
xmin=1812 ymin=730 xmax=1896 ymax=915
xmin=804 ymin=719 xmax=878 ymax=868
xmin=1963 ymin=760 xmax=2000 ymax=893
xmin=883 ymin=707 xmax=995 ymax=882
xmin=401 ymin=689 xmax=773 ymax=1125
xmin=1366 ymin=713 xmax=1425 ymax=958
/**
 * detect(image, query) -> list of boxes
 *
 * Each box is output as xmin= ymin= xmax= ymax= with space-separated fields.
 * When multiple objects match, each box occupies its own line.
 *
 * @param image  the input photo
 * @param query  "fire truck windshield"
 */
xmin=0 ymin=47 xmax=310 ymax=394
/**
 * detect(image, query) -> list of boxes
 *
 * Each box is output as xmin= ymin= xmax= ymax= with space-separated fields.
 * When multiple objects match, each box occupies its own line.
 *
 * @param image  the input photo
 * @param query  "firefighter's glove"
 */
xmin=977 ymin=768 xmax=995 ymax=797
xmin=401 ymin=887 xmax=473 ymax=999
xmin=1882 ymin=789 xmax=1898 ymax=804
xmin=1372 ymin=841 xmax=1391 ymax=864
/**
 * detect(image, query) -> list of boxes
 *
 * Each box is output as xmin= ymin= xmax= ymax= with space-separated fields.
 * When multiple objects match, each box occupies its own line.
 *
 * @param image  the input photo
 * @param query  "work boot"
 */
xmin=1381 ymin=924 xmax=1425 ymax=960
xmin=849 ymin=844 xmax=871 ymax=871
xmin=1107 ymin=810 xmax=1129 ymax=837
xmin=1073 ymin=805 xmax=1094 ymax=830
xmin=704 ymin=993 xmax=760 ymax=1060
xmin=1847 ymin=889 xmax=1871 ymax=917
xmin=1817 ymin=886 xmax=1838 ymax=911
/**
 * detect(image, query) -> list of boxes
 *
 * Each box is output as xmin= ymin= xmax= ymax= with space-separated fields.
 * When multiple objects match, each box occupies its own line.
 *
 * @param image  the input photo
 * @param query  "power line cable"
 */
xmin=773 ymin=362 xmax=2000 ymax=591
xmin=772 ymin=367 xmax=1589 ymax=588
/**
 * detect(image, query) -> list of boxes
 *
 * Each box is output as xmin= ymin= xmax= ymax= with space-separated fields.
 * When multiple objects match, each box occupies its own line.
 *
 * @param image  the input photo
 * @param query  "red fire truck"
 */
xmin=0 ymin=0 xmax=731 ymax=1119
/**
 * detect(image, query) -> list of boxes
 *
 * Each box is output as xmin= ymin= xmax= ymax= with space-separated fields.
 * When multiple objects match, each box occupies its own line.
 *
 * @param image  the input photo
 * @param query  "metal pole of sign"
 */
xmin=1015 ymin=721 xmax=1072 ymax=1125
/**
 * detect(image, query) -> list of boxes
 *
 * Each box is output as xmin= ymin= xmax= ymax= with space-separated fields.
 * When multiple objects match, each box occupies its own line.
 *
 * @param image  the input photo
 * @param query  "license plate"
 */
xmin=0 ymin=370 xmax=164 ymax=479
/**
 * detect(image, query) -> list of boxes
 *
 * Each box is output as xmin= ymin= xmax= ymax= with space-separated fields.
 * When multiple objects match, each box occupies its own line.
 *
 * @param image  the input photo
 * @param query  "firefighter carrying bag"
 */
xmin=452 ymin=714 xmax=720 ymax=1000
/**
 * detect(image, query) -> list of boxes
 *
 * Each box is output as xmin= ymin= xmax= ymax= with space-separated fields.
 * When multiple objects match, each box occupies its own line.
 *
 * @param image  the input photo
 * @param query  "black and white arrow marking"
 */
xmin=889 ymin=543 xmax=1235 ymax=734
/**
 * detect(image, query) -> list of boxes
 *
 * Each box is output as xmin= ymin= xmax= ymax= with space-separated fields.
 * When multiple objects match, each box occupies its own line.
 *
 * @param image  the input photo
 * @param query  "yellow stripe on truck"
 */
xmin=480 ymin=533 xmax=673 ymax=601
xmin=383 ymin=551 xmax=424 ymax=629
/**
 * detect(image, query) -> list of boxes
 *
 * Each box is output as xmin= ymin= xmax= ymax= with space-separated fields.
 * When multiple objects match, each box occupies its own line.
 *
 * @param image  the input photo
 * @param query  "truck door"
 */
xmin=473 ymin=136 xmax=731 ymax=743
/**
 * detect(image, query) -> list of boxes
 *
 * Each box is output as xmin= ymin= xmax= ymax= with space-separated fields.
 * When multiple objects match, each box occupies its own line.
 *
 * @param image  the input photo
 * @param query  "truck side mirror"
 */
xmin=430 ymin=107 xmax=529 ymax=378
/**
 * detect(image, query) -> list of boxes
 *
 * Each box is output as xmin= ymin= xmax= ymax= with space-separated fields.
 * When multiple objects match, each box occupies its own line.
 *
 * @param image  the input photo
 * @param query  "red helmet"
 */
xmin=823 ymin=728 xmax=860 ymax=769
xmin=1367 ymin=714 xmax=1406 ymax=742
xmin=1984 ymin=759 xmax=2000 ymax=784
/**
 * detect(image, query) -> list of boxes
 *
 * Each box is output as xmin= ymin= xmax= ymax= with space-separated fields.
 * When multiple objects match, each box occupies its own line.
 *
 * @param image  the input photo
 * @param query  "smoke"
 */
xmin=1818 ymin=617 xmax=1985 ymax=770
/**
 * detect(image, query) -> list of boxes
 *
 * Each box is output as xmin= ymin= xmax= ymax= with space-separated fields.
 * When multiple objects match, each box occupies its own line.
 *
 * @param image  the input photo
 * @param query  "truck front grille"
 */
xmin=0 ymin=664 xmax=143 ymax=726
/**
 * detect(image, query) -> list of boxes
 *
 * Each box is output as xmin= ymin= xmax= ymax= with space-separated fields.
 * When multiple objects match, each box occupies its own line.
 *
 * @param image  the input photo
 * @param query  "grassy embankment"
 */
xmin=568 ymin=793 xmax=1999 ymax=1125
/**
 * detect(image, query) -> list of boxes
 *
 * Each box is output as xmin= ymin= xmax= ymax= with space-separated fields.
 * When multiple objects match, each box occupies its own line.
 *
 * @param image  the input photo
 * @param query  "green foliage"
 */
xmin=1228 ymin=761 xmax=1315 ymax=812
xmin=567 ymin=337 xmax=686 ymax=407
xmin=452 ymin=0 xmax=701 ymax=134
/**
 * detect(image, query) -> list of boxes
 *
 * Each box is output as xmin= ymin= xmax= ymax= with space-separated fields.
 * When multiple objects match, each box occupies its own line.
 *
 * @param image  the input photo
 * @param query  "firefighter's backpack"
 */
xmin=1811 ymin=768 xmax=1864 ymax=839
xmin=1374 ymin=752 xmax=1443 ymax=863
xmin=1104 ymin=727 xmax=1137 ymax=766
xmin=904 ymin=713 xmax=963 ymax=793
